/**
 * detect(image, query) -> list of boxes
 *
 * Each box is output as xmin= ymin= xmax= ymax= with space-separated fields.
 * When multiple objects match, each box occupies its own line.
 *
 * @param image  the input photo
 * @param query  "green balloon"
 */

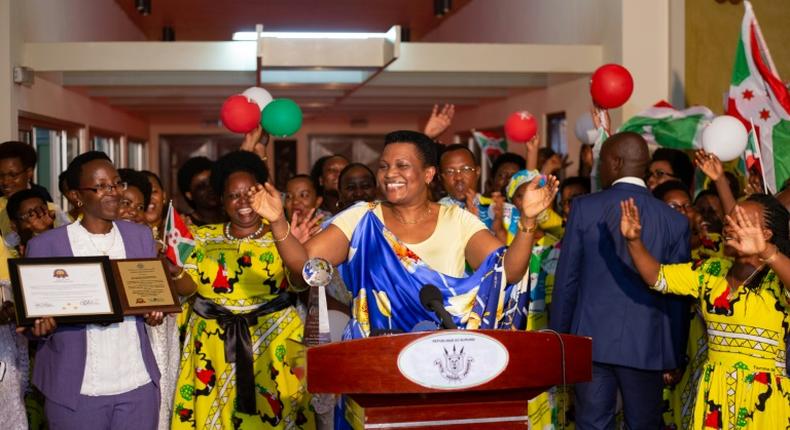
xmin=260 ymin=98 xmax=303 ymax=137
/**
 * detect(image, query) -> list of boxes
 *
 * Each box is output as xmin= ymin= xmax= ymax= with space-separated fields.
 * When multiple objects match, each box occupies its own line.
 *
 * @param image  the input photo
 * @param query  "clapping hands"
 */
xmin=520 ymin=175 xmax=559 ymax=219
xmin=248 ymin=183 xmax=286 ymax=223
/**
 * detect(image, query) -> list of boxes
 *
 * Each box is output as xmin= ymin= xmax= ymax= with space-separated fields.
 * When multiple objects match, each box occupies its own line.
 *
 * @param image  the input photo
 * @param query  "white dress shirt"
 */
xmin=612 ymin=176 xmax=647 ymax=188
xmin=67 ymin=222 xmax=151 ymax=396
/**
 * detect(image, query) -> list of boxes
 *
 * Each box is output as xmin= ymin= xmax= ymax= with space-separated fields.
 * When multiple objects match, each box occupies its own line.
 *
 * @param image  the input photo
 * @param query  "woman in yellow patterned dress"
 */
xmin=172 ymin=151 xmax=313 ymax=429
xmin=620 ymin=194 xmax=790 ymax=429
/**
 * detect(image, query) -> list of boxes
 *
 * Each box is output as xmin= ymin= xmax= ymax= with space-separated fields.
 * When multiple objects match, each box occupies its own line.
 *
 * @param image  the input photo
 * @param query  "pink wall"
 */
xmin=148 ymin=112 xmax=421 ymax=174
xmin=22 ymin=0 xmax=145 ymax=42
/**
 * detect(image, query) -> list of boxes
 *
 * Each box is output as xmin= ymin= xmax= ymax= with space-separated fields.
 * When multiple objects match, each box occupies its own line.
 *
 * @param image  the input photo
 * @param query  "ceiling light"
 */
xmin=135 ymin=0 xmax=151 ymax=16
xmin=232 ymin=31 xmax=389 ymax=41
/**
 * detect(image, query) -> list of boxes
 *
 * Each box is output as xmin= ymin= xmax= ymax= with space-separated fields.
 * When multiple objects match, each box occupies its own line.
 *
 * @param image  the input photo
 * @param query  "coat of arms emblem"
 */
xmin=434 ymin=344 xmax=472 ymax=382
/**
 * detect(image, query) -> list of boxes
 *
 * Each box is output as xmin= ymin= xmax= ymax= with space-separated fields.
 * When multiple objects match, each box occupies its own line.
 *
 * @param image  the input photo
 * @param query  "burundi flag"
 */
xmin=744 ymin=118 xmax=768 ymax=192
xmin=164 ymin=201 xmax=195 ymax=267
xmin=472 ymin=130 xmax=508 ymax=160
xmin=726 ymin=0 xmax=790 ymax=193
xmin=619 ymin=100 xmax=714 ymax=150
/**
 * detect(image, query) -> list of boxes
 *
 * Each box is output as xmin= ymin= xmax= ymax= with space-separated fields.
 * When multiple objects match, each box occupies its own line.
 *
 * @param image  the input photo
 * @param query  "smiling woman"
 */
xmin=173 ymin=150 xmax=313 ymax=429
xmin=246 ymin=130 xmax=557 ymax=428
xmin=22 ymin=151 xmax=167 ymax=430
xmin=249 ymin=130 xmax=558 ymax=333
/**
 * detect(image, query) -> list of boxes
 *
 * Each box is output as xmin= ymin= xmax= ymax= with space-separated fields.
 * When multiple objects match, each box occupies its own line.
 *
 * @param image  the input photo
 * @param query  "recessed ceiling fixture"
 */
xmin=135 ymin=0 xmax=151 ymax=16
xmin=232 ymin=31 xmax=390 ymax=41
xmin=434 ymin=0 xmax=452 ymax=18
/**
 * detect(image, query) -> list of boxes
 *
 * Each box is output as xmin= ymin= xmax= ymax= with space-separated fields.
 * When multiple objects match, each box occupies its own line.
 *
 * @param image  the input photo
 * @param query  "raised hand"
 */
xmin=521 ymin=175 xmax=559 ymax=218
xmin=591 ymin=106 xmax=611 ymax=135
xmin=620 ymin=198 xmax=642 ymax=241
xmin=541 ymin=154 xmax=564 ymax=175
xmin=248 ymin=183 xmax=285 ymax=223
xmin=464 ymin=189 xmax=479 ymax=217
xmin=745 ymin=174 xmax=764 ymax=195
xmin=526 ymin=135 xmax=540 ymax=153
xmin=241 ymin=125 xmax=264 ymax=152
xmin=694 ymin=150 xmax=723 ymax=181
xmin=424 ymin=104 xmax=455 ymax=139
xmin=490 ymin=191 xmax=505 ymax=221
xmin=291 ymin=208 xmax=323 ymax=244
xmin=724 ymin=206 xmax=767 ymax=256
xmin=241 ymin=125 xmax=270 ymax=160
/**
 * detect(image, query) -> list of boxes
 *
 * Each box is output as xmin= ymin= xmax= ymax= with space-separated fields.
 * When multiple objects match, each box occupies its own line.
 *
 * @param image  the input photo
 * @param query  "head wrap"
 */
xmin=506 ymin=169 xmax=542 ymax=201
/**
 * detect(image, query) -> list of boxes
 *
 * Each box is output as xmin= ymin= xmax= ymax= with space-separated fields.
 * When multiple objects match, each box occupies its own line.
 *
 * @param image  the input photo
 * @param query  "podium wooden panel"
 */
xmin=307 ymin=330 xmax=592 ymax=429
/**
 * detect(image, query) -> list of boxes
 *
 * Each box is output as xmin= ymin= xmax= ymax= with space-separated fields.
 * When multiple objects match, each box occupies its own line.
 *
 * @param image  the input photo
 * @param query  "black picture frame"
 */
xmin=8 ymin=256 xmax=124 ymax=326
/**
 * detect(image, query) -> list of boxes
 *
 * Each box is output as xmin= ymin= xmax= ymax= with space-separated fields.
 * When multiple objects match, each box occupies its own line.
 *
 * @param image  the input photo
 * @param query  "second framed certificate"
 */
xmin=111 ymin=258 xmax=181 ymax=315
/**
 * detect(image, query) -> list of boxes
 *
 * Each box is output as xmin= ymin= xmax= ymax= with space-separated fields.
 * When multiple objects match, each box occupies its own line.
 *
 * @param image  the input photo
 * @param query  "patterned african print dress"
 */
xmin=663 ymin=232 xmax=728 ymax=429
xmin=172 ymin=224 xmax=313 ymax=430
xmin=654 ymin=258 xmax=789 ymax=429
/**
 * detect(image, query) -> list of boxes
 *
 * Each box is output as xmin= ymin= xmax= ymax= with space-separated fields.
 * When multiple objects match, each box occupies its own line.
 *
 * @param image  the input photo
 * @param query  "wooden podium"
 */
xmin=307 ymin=329 xmax=592 ymax=429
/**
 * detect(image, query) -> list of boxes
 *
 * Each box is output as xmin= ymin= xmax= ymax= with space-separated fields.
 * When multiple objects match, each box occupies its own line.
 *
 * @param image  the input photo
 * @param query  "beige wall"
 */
xmin=18 ymin=76 xmax=148 ymax=138
xmin=443 ymin=76 xmax=591 ymax=173
xmin=686 ymin=0 xmax=790 ymax=113
xmin=423 ymin=0 xmax=607 ymax=44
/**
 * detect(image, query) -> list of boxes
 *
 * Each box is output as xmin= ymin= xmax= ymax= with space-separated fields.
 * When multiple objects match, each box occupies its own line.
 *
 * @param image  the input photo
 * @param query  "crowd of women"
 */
xmin=0 ymin=104 xmax=789 ymax=430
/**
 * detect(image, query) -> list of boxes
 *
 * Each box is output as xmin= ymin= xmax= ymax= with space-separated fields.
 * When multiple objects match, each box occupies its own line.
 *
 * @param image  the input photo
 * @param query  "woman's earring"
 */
xmin=77 ymin=201 xmax=83 ymax=207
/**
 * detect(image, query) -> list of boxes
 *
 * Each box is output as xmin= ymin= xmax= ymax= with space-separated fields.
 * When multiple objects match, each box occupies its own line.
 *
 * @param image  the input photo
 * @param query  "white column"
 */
xmin=600 ymin=0 xmax=673 ymax=124
xmin=0 ymin=0 xmax=22 ymax=141
xmin=620 ymin=0 xmax=671 ymax=119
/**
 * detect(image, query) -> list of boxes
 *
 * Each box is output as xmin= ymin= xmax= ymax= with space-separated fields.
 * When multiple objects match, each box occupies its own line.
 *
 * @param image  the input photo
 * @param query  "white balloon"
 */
xmin=575 ymin=112 xmax=596 ymax=145
xmin=701 ymin=115 xmax=748 ymax=162
xmin=242 ymin=87 xmax=273 ymax=111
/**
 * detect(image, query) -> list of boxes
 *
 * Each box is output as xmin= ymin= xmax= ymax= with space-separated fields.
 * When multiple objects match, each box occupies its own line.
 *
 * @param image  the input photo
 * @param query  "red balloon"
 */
xmin=504 ymin=111 xmax=538 ymax=143
xmin=590 ymin=64 xmax=634 ymax=109
xmin=220 ymin=95 xmax=261 ymax=133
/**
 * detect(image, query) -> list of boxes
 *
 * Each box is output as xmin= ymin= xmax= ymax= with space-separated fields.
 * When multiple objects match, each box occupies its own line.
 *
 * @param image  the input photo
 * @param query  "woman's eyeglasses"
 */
xmin=646 ymin=170 xmax=676 ymax=181
xmin=668 ymin=202 xmax=693 ymax=212
xmin=78 ymin=182 xmax=128 ymax=195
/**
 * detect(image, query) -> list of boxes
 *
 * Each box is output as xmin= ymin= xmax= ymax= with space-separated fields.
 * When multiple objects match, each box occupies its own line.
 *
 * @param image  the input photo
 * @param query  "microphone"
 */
xmin=419 ymin=284 xmax=457 ymax=330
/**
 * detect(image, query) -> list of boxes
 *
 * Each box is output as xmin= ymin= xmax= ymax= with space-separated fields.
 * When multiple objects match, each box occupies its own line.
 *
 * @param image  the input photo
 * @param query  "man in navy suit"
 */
xmin=550 ymin=132 xmax=690 ymax=429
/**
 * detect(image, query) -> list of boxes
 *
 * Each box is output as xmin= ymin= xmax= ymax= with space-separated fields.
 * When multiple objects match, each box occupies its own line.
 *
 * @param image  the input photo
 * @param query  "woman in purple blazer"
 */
xmin=22 ymin=152 xmax=186 ymax=430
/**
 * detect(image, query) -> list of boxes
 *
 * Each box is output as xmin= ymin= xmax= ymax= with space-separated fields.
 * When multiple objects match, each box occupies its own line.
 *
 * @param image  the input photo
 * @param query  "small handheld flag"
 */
xmin=163 ymin=201 xmax=195 ymax=267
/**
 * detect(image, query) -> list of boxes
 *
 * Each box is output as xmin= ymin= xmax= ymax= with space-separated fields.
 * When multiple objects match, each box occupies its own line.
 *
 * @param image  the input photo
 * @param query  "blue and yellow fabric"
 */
xmin=338 ymin=210 xmax=520 ymax=338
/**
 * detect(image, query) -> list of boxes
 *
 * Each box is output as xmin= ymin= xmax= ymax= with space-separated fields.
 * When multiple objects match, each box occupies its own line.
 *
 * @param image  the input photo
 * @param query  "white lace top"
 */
xmin=67 ymin=222 xmax=151 ymax=396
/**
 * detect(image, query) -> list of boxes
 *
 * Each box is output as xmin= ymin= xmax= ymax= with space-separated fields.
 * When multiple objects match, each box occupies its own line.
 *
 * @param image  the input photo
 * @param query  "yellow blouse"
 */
xmin=183 ymin=224 xmax=288 ymax=307
xmin=654 ymin=258 xmax=789 ymax=372
xmin=331 ymin=202 xmax=486 ymax=277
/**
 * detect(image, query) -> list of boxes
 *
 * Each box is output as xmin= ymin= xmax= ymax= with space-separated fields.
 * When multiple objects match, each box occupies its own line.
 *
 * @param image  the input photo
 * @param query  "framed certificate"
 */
xmin=111 ymin=258 xmax=181 ymax=315
xmin=8 ymin=256 xmax=123 ymax=326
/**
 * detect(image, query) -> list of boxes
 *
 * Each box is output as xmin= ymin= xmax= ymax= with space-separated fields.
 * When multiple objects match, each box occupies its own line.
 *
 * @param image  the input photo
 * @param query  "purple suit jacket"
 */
xmin=26 ymin=221 xmax=161 ymax=409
